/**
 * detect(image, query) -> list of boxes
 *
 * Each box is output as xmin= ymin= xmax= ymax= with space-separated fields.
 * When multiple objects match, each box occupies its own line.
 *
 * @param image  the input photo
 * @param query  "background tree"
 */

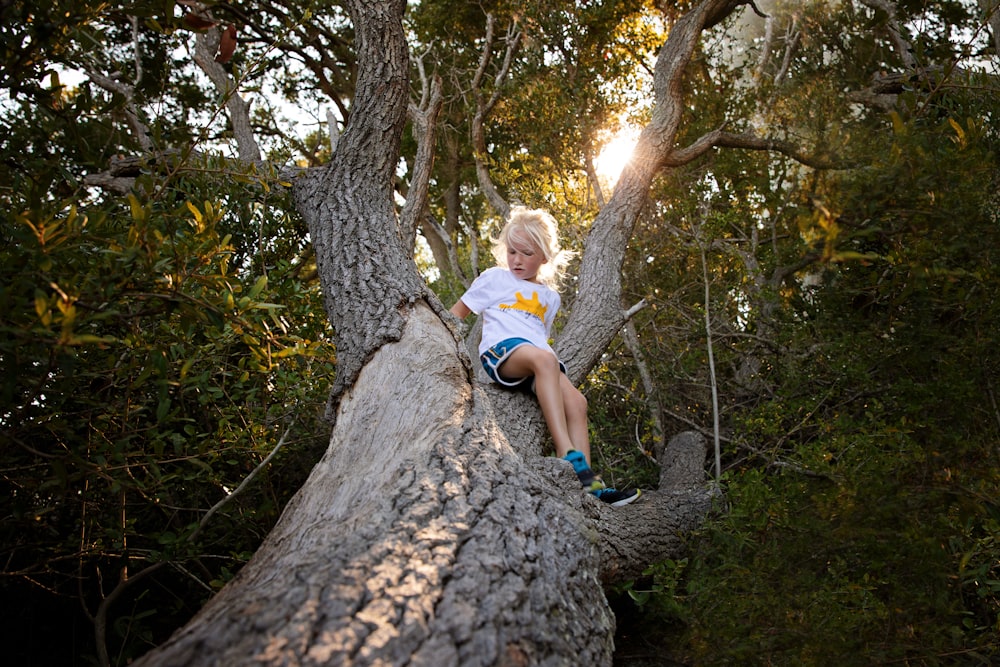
xmin=598 ymin=1 xmax=1000 ymax=663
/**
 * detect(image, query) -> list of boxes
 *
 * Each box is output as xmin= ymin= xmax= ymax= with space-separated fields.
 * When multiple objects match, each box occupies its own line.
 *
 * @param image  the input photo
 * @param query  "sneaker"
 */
xmin=592 ymin=487 xmax=642 ymax=507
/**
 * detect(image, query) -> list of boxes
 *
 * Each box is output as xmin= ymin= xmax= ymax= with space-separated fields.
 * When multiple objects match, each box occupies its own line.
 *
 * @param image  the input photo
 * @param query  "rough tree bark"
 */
xmin=133 ymin=1 xmax=762 ymax=665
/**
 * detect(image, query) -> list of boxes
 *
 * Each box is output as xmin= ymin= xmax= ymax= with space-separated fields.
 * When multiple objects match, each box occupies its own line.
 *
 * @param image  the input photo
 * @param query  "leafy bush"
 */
xmin=0 ymin=169 xmax=335 ymax=664
xmin=611 ymin=93 xmax=1000 ymax=666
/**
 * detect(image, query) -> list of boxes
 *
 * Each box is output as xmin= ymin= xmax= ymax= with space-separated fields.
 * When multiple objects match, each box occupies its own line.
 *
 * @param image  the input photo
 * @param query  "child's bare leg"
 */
xmin=499 ymin=346 xmax=576 ymax=456
xmin=560 ymin=374 xmax=590 ymax=462
xmin=501 ymin=347 xmax=642 ymax=505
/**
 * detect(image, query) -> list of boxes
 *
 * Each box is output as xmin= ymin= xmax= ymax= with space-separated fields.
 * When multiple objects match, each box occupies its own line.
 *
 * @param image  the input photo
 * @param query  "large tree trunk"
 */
xmin=134 ymin=301 xmax=713 ymax=666
xmin=134 ymin=1 xmax=740 ymax=664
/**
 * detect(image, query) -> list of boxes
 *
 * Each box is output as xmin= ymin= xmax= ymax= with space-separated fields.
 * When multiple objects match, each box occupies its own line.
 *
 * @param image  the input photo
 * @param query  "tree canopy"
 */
xmin=2 ymin=0 xmax=1000 ymax=664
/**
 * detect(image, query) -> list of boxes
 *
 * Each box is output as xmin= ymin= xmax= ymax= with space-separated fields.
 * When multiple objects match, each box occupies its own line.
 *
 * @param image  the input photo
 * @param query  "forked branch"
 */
xmin=402 ymin=48 xmax=445 ymax=250
xmin=471 ymin=14 xmax=523 ymax=219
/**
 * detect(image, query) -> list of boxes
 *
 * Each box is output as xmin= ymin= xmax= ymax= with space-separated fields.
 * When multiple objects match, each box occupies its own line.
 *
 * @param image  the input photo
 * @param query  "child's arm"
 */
xmin=450 ymin=300 xmax=472 ymax=319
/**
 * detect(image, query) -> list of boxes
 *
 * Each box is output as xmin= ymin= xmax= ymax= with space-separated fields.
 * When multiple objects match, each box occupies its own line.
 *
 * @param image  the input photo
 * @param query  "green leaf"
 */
xmin=128 ymin=193 xmax=146 ymax=222
xmin=186 ymin=201 xmax=204 ymax=225
xmin=34 ymin=290 xmax=50 ymax=323
xmin=249 ymin=275 xmax=267 ymax=299
xmin=156 ymin=397 xmax=171 ymax=423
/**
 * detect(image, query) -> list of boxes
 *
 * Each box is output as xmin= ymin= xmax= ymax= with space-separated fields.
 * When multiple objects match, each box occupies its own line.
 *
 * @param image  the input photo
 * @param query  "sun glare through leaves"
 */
xmin=594 ymin=128 xmax=639 ymax=185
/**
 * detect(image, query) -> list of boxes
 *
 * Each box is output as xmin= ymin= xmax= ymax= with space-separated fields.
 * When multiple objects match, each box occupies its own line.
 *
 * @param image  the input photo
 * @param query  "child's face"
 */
xmin=506 ymin=231 xmax=546 ymax=282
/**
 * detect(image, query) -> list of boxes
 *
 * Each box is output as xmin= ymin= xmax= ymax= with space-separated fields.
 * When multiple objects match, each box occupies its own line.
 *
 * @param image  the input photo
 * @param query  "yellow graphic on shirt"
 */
xmin=499 ymin=291 xmax=548 ymax=323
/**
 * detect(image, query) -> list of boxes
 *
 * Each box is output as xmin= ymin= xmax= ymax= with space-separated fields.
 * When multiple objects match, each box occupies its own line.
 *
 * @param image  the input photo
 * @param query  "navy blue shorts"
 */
xmin=480 ymin=337 xmax=567 ymax=393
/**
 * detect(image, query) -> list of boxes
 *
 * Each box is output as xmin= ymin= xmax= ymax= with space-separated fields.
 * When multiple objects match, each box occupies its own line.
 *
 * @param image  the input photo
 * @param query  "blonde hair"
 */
xmin=492 ymin=206 xmax=573 ymax=288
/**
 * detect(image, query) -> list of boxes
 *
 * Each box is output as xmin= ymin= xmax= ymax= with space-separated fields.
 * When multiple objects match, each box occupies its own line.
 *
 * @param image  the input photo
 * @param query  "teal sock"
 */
xmin=563 ymin=450 xmax=596 ymax=487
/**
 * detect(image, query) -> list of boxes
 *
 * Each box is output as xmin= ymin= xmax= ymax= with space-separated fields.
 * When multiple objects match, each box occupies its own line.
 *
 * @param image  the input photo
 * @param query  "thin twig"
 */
xmin=188 ymin=417 xmax=297 ymax=543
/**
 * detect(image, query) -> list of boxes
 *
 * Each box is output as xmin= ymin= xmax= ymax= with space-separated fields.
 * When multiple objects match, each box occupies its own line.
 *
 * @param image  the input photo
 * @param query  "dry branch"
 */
xmin=471 ymin=15 xmax=523 ymax=219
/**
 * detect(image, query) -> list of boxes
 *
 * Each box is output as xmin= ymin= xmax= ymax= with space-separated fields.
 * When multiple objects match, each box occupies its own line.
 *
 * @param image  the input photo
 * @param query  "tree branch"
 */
xmin=667 ymin=129 xmax=849 ymax=170
xmin=82 ymin=17 xmax=153 ymax=153
xmin=859 ymin=0 xmax=918 ymax=69
xmin=982 ymin=0 xmax=1000 ymax=56
xmin=82 ymin=149 xmax=198 ymax=193
xmin=180 ymin=3 xmax=270 ymax=163
xmin=192 ymin=15 xmax=263 ymax=164
xmin=592 ymin=431 xmax=716 ymax=584
xmin=471 ymin=14 xmax=523 ymax=219
xmin=584 ymin=153 xmax=607 ymax=208
xmin=421 ymin=210 xmax=468 ymax=284
xmin=848 ymin=0 xmax=997 ymax=114
xmin=620 ymin=319 xmax=665 ymax=459
xmin=91 ymin=560 xmax=166 ymax=667
xmin=82 ymin=6 xmax=269 ymax=192
xmin=401 ymin=49 xmax=444 ymax=251
xmin=187 ymin=418 xmax=297 ymax=544
xmin=561 ymin=0 xmax=754 ymax=381
xmin=623 ymin=298 xmax=648 ymax=321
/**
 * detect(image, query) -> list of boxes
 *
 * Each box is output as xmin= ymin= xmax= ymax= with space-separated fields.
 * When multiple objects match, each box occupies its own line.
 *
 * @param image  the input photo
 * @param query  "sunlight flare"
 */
xmin=593 ymin=128 xmax=640 ymax=184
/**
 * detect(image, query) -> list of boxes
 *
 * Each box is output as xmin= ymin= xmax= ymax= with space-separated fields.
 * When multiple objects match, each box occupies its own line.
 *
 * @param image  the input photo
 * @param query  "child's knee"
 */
xmin=526 ymin=347 xmax=561 ymax=374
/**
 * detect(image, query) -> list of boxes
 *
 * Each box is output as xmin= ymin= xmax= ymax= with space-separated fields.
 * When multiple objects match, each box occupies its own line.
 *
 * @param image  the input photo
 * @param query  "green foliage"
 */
xmin=638 ymin=406 xmax=1000 ymax=665
xmin=0 ymin=3 xmax=349 ymax=663
xmin=1 ymin=178 xmax=335 ymax=663
xmin=609 ymin=52 xmax=1000 ymax=665
xmin=1 ymin=152 xmax=334 ymax=665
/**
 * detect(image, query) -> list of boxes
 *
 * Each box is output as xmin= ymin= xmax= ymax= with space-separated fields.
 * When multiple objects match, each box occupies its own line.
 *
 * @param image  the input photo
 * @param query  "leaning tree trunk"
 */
xmin=134 ymin=1 xmax=735 ymax=665
xmin=558 ymin=0 xmax=752 ymax=379
xmin=134 ymin=299 xmax=713 ymax=665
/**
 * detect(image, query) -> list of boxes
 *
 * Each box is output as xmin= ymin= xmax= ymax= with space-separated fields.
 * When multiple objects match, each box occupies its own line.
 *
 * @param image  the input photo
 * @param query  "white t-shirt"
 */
xmin=458 ymin=267 xmax=562 ymax=356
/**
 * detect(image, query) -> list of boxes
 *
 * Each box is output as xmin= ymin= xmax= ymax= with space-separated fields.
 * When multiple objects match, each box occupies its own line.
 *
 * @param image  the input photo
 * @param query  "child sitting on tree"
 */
xmin=450 ymin=206 xmax=641 ymax=507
